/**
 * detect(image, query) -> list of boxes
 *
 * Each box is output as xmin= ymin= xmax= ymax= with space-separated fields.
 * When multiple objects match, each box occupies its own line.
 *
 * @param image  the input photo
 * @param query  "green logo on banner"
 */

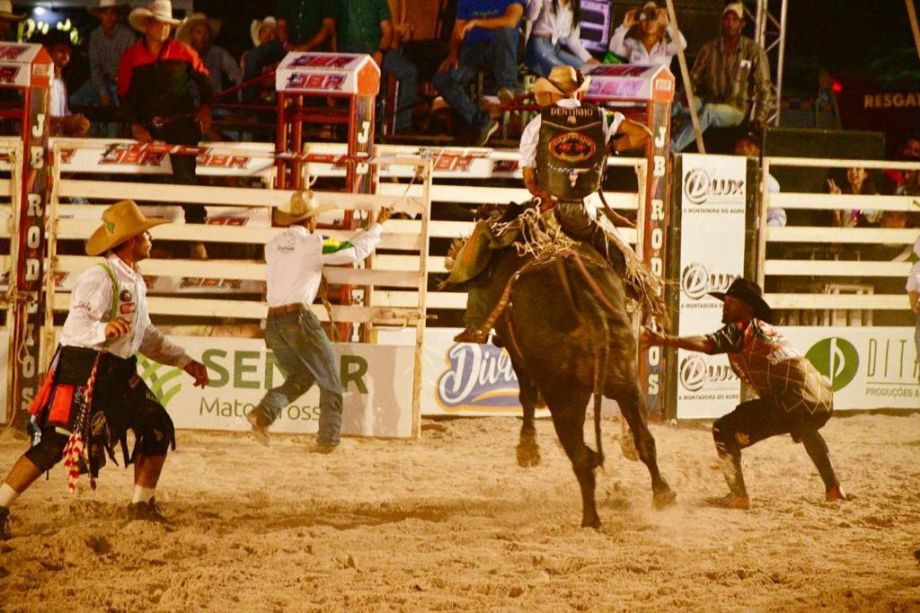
xmin=138 ymin=357 xmax=183 ymax=407
xmin=806 ymin=338 xmax=859 ymax=391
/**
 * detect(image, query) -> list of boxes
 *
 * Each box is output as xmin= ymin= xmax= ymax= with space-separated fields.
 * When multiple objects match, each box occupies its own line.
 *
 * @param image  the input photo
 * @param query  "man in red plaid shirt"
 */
xmin=643 ymin=278 xmax=846 ymax=509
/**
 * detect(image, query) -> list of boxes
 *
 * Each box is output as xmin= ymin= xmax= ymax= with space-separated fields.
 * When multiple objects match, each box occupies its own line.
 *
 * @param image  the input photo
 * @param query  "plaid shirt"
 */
xmin=707 ymin=319 xmax=833 ymax=415
xmin=690 ymin=36 xmax=775 ymax=124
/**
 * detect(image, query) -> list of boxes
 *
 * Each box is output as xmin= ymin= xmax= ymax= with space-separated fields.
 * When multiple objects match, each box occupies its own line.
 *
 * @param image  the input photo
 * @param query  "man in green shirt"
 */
xmin=337 ymin=0 xmax=418 ymax=133
xmin=277 ymin=0 xmax=337 ymax=50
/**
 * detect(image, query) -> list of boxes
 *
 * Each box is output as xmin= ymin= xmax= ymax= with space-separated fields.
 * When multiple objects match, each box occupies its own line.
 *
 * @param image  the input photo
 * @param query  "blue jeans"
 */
xmin=382 ymin=49 xmax=418 ymax=131
xmin=672 ymin=98 xmax=746 ymax=152
xmin=432 ymin=28 xmax=520 ymax=129
xmin=525 ymin=35 xmax=586 ymax=78
xmin=254 ymin=307 xmax=343 ymax=445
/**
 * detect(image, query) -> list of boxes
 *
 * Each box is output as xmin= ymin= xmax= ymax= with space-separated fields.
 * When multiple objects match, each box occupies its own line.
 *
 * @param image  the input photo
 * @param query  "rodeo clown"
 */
xmin=642 ymin=278 xmax=846 ymax=509
xmin=454 ymin=64 xmax=662 ymax=343
xmin=0 ymin=200 xmax=209 ymax=539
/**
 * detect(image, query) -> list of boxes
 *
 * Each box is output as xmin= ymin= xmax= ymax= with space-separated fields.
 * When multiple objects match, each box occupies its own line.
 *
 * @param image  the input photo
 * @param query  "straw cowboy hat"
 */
xmin=177 ymin=12 xmax=221 ymax=44
xmin=89 ymin=0 xmax=129 ymax=18
xmin=0 ymin=1 xmax=25 ymax=21
xmin=129 ymin=0 xmax=181 ymax=33
xmin=86 ymin=199 xmax=168 ymax=256
xmin=274 ymin=191 xmax=336 ymax=227
xmin=709 ymin=277 xmax=773 ymax=323
xmin=534 ymin=66 xmax=591 ymax=103
xmin=250 ymin=16 xmax=277 ymax=47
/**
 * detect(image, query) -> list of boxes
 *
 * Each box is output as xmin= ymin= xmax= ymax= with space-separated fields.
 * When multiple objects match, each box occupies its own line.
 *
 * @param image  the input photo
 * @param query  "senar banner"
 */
xmin=140 ymin=336 xmax=415 ymax=438
xmin=675 ymin=154 xmax=747 ymax=419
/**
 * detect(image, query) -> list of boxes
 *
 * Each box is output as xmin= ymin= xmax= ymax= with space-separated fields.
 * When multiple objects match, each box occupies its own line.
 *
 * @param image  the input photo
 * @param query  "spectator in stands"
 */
xmin=41 ymin=31 xmax=91 ymax=138
xmin=119 ymin=0 xmax=212 ymax=257
xmin=337 ymin=0 xmax=418 ymax=134
xmin=827 ymin=167 xmax=881 ymax=228
xmin=241 ymin=16 xmax=286 ymax=104
xmin=277 ymin=0 xmax=337 ymax=51
xmin=607 ymin=1 xmax=686 ymax=67
xmin=672 ymin=2 xmax=774 ymax=152
xmin=177 ymin=13 xmax=241 ymax=99
xmin=883 ymin=135 xmax=920 ymax=194
xmin=432 ymin=0 xmax=524 ymax=147
xmin=734 ymin=133 xmax=784 ymax=226
xmin=0 ymin=1 xmax=24 ymax=42
xmin=524 ymin=0 xmax=599 ymax=78
xmin=70 ymin=0 xmax=136 ymax=112
xmin=908 ymin=236 xmax=920 ymax=372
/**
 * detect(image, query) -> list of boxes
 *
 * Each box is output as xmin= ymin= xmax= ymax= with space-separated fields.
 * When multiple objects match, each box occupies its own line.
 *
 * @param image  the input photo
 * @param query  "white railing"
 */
xmin=759 ymin=156 xmax=920 ymax=323
xmin=0 ymin=138 xmax=22 ymax=424
xmin=44 ymin=142 xmax=433 ymax=436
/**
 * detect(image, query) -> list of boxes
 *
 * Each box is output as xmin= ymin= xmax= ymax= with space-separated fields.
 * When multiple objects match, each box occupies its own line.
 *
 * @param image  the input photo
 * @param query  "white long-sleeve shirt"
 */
xmin=527 ymin=0 xmax=593 ymax=62
xmin=608 ymin=25 xmax=686 ymax=67
xmin=519 ymin=97 xmax=624 ymax=168
xmin=60 ymin=255 xmax=192 ymax=368
xmin=265 ymin=224 xmax=382 ymax=308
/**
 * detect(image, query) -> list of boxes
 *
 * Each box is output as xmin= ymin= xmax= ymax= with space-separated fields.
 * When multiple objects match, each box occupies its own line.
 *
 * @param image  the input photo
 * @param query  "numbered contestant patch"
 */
xmin=548 ymin=131 xmax=597 ymax=163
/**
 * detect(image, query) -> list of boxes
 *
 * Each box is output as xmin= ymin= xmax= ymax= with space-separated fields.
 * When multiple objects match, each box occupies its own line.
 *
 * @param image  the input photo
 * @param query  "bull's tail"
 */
xmin=592 ymin=320 xmax=609 ymax=470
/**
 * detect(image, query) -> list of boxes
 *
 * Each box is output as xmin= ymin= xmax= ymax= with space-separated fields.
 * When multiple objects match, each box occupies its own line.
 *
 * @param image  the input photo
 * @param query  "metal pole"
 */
xmin=773 ymin=0 xmax=788 ymax=126
xmin=664 ymin=0 xmax=705 ymax=153
xmin=907 ymin=0 xmax=920 ymax=62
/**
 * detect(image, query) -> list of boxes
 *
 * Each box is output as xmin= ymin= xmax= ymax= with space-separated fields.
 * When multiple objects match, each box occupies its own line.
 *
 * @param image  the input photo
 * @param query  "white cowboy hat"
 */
xmin=723 ymin=2 xmax=744 ymax=19
xmin=89 ymin=0 xmax=129 ymax=18
xmin=86 ymin=199 xmax=168 ymax=256
xmin=0 ymin=0 xmax=25 ymax=21
xmin=176 ymin=12 xmax=221 ymax=44
xmin=534 ymin=65 xmax=591 ymax=104
xmin=129 ymin=0 xmax=180 ymax=33
xmin=250 ymin=16 xmax=277 ymax=48
xmin=274 ymin=191 xmax=336 ymax=227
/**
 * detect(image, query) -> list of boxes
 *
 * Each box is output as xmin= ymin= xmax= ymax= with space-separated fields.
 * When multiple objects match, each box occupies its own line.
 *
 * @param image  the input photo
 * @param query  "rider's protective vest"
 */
xmin=536 ymin=103 xmax=606 ymax=201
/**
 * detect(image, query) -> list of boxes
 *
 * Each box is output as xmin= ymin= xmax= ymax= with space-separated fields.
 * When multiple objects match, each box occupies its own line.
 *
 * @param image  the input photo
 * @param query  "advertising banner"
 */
xmin=141 ymin=336 xmax=415 ymax=438
xmin=676 ymin=154 xmax=748 ymax=419
xmin=379 ymin=327 xmax=630 ymax=418
xmin=783 ymin=327 xmax=918 ymax=411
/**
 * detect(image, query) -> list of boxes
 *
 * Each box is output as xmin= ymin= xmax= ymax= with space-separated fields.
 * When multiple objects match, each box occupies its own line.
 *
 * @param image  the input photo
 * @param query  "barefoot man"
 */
xmin=642 ymin=278 xmax=846 ymax=509
xmin=0 ymin=200 xmax=208 ymax=538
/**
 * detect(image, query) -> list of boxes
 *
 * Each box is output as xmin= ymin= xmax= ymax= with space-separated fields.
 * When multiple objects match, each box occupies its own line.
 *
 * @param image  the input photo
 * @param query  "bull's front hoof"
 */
xmin=581 ymin=514 xmax=601 ymax=529
xmin=653 ymin=488 xmax=677 ymax=510
xmin=516 ymin=442 xmax=541 ymax=467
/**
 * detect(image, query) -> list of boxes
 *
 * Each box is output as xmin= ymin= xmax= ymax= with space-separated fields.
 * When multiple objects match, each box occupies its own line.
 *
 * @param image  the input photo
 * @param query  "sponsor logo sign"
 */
xmin=135 ymin=336 xmax=415 ymax=438
xmin=676 ymin=155 xmax=747 ymax=418
xmin=790 ymin=328 xmax=918 ymax=409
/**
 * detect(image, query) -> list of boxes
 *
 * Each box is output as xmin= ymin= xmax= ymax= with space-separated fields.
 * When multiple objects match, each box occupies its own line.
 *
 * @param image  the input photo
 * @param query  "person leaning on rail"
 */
xmin=246 ymin=192 xmax=392 ymax=453
xmin=642 ymin=278 xmax=847 ymax=509
xmin=0 ymin=200 xmax=209 ymax=539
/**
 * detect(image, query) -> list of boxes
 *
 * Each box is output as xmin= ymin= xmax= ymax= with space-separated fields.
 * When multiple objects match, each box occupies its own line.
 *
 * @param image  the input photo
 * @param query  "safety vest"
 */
xmin=536 ymin=103 xmax=606 ymax=201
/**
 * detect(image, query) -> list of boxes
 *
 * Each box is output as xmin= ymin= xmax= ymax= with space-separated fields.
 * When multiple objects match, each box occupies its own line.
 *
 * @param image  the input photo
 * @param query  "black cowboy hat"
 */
xmin=35 ymin=30 xmax=75 ymax=48
xmin=709 ymin=277 xmax=773 ymax=323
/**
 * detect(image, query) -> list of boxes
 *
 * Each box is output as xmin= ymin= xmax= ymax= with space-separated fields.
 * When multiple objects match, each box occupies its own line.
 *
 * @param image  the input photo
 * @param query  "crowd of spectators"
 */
xmin=25 ymin=0 xmax=783 ymax=150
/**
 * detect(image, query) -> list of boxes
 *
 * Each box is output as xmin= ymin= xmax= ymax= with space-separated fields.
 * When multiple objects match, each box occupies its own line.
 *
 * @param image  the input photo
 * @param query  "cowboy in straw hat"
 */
xmin=451 ymin=64 xmax=657 ymax=344
xmin=0 ymin=0 xmax=24 ymax=41
xmin=250 ymin=15 xmax=278 ymax=48
xmin=642 ymin=278 xmax=846 ymax=510
xmin=245 ymin=192 xmax=392 ymax=452
xmin=177 ymin=11 xmax=241 ymax=95
xmin=0 ymin=200 xmax=209 ymax=539
xmin=119 ymin=0 xmax=213 ymax=256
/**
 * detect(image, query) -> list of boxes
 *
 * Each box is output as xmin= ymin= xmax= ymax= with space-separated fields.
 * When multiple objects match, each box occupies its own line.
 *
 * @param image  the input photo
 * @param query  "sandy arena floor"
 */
xmin=1 ymin=412 xmax=919 ymax=611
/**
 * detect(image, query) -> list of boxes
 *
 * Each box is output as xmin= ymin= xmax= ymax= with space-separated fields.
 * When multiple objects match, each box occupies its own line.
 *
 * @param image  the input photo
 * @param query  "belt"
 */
xmin=268 ymin=303 xmax=303 ymax=316
xmin=147 ymin=113 xmax=195 ymax=128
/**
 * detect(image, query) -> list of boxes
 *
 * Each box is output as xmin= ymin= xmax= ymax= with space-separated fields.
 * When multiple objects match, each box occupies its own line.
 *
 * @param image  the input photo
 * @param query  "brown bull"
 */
xmin=469 ymin=240 xmax=676 ymax=528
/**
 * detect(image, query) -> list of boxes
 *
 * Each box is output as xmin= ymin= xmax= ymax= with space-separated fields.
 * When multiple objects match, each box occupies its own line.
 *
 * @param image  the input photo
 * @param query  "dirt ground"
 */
xmin=1 ymin=412 xmax=919 ymax=611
